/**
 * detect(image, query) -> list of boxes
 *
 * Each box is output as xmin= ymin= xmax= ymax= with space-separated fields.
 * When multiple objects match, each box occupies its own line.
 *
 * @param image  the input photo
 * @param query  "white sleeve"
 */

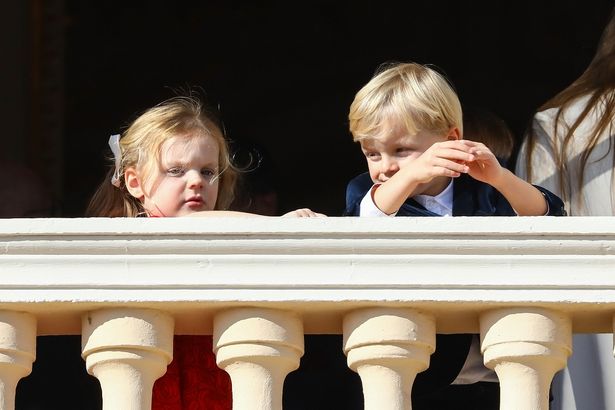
xmin=359 ymin=185 xmax=397 ymax=217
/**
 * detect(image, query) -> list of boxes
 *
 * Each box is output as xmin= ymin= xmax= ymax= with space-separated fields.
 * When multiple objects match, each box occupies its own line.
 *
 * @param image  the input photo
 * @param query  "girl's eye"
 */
xmin=167 ymin=167 xmax=185 ymax=177
xmin=396 ymin=147 xmax=412 ymax=156
xmin=365 ymin=152 xmax=381 ymax=160
xmin=201 ymin=168 xmax=216 ymax=178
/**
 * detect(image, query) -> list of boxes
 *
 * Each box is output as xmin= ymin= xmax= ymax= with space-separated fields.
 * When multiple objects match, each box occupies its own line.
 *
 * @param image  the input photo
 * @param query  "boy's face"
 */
xmin=130 ymin=134 xmax=220 ymax=216
xmin=360 ymin=125 xmax=449 ymax=184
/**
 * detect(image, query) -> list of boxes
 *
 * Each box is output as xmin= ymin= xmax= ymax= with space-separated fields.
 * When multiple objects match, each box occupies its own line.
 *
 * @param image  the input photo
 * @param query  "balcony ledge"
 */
xmin=1 ymin=216 xmax=614 ymax=335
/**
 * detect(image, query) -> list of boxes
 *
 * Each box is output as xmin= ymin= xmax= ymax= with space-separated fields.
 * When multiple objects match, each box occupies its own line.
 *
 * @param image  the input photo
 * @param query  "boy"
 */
xmin=344 ymin=62 xmax=565 ymax=409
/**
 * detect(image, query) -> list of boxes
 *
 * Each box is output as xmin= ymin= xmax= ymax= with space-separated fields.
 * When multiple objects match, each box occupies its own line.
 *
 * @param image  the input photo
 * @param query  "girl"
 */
xmin=87 ymin=96 xmax=320 ymax=219
xmin=87 ymin=95 xmax=323 ymax=410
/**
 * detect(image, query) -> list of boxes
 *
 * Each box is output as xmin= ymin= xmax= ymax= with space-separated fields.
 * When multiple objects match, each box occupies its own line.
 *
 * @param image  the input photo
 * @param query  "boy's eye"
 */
xmin=167 ymin=167 xmax=186 ymax=177
xmin=396 ymin=147 xmax=412 ymax=156
xmin=365 ymin=152 xmax=381 ymax=160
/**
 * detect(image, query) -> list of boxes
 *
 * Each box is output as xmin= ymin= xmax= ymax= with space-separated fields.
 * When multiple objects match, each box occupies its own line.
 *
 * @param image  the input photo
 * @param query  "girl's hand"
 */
xmin=282 ymin=208 xmax=327 ymax=217
xmin=461 ymin=140 xmax=504 ymax=186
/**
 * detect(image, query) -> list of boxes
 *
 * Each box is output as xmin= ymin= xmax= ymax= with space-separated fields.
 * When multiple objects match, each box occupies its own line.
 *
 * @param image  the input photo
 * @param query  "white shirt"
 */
xmin=359 ymin=181 xmax=454 ymax=216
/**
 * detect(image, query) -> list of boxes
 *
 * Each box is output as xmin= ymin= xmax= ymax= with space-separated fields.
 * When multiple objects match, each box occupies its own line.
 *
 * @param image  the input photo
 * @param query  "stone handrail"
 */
xmin=1 ymin=216 xmax=614 ymax=410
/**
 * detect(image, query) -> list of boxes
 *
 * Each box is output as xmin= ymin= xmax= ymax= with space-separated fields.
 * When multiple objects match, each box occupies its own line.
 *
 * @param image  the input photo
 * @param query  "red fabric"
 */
xmin=153 ymin=335 xmax=232 ymax=410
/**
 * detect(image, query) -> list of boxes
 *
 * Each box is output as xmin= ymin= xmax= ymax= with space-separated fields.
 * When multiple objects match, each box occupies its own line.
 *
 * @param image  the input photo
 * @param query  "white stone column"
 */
xmin=343 ymin=308 xmax=436 ymax=410
xmin=611 ymin=315 xmax=615 ymax=360
xmin=213 ymin=308 xmax=304 ymax=410
xmin=481 ymin=308 xmax=571 ymax=410
xmin=81 ymin=308 xmax=174 ymax=410
xmin=0 ymin=311 xmax=36 ymax=410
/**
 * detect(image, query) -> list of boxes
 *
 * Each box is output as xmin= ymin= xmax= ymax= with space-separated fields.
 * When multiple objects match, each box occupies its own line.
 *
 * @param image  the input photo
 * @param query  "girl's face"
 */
xmin=138 ymin=134 xmax=220 ymax=217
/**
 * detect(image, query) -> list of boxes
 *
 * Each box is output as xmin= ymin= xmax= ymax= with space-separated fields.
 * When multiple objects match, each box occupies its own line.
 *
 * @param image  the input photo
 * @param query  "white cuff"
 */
xmin=359 ymin=185 xmax=397 ymax=217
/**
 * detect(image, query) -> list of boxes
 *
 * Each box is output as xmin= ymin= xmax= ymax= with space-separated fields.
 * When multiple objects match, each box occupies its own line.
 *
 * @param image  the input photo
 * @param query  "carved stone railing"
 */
xmin=1 ymin=217 xmax=614 ymax=410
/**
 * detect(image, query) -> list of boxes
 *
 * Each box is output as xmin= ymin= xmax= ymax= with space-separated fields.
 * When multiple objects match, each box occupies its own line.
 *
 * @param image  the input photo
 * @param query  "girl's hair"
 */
xmin=86 ymin=96 xmax=237 ymax=216
xmin=349 ymin=62 xmax=463 ymax=141
xmin=523 ymin=8 xmax=615 ymax=203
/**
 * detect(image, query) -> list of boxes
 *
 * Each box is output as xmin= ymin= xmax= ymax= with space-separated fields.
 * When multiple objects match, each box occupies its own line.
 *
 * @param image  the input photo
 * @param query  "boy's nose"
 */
xmin=380 ymin=157 xmax=400 ymax=178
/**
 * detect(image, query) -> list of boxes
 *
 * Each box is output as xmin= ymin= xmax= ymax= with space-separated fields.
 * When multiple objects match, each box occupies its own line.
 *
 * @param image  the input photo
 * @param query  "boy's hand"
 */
xmin=461 ymin=139 xmax=547 ymax=215
xmin=409 ymin=140 xmax=474 ymax=183
xmin=460 ymin=140 xmax=505 ymax=186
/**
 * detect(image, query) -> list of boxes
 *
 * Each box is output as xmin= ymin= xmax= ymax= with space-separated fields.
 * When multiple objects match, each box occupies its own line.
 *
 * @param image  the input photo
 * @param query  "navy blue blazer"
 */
xmin=343 ymin=172 xmax=566 ymax=396
xmin=344 ymin=172 xmax=566 ymax=217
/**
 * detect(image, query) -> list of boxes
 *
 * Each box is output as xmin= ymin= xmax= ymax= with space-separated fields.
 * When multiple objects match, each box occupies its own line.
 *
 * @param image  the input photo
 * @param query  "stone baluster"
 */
xmin=214 ymin=308 xmax=304 ymax=410
xmin=343 ymin=308 xmax=436 ymax=410
xmin=611 ymin=315 xmax=615 ymax=376
xmin=0 ymin=311 xmax=36 ymax=410
xmin=81 ymin=308 xmax=174 ymax=410
xmin=480 ymin=308 xmax=571 ymax=410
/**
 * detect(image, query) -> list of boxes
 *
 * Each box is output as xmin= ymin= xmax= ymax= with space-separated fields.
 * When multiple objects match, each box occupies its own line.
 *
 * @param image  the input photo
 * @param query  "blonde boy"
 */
xmin=344 ymin=62 xmax=565 ymax=408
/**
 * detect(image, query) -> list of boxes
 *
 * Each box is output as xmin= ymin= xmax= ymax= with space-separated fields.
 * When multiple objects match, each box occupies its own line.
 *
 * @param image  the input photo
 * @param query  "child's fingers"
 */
xmin=444 ymin=159 xmax=470 ymax=174
xmin=460 ymin=140 xmax=493 ymax=156
xmin=468 ymin=148 xmax=496 ymax=162
xmin=300 ymin=209 xmax=327 ymax=217
xmin=419 ymin=146 xmax=474 ymax=177
xmin=434 ymin=165 xmax=462 ymax=178
xmin=431 ymin=145 xmax=476 ymax=163
xmin=282 ymin=208 xmax=327 ymax=218
xmin=459 ymin=139 xmax=482 ymax=147
xmin=437 ymin=140 xmax=475 ymax=151
xmin=430 ymin=157 xmax=470 ymax=175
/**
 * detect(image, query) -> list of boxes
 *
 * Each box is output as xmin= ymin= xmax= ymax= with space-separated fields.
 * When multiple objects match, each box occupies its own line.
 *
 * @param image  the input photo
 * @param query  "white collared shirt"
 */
xmin=413 ymin=180 xmax=453 ymax=216
xmin=359 ymin=180 xmax=454 ymax=217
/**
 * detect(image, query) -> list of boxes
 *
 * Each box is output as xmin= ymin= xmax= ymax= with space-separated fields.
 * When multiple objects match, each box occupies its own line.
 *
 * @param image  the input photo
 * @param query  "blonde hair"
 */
xmin=349 ymin=62 xmax=463 ymax=142
xmin=86 ymin=96 xmax=237 ymax=216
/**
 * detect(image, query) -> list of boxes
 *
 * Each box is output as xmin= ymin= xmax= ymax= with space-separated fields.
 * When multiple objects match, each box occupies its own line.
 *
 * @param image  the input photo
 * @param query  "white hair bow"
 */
xmin=108 ymin=134 xmax=122 ymax=187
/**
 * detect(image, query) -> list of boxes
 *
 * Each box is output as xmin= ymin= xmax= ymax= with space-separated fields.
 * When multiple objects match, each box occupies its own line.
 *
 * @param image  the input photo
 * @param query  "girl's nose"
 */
xmin=187 ymin=170 xmax=204 ymax=189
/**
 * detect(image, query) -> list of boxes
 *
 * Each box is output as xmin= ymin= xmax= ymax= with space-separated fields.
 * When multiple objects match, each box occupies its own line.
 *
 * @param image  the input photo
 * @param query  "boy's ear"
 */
xmin=446 ymin=127 xmax=461 ymax=141
xmin=124 ymin=167 xmax=145 ymax=201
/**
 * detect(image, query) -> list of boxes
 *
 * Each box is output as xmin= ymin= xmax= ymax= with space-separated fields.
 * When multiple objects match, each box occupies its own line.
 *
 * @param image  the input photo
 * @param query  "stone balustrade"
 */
xmin=1 ymin=216 xmax=614 ymax=410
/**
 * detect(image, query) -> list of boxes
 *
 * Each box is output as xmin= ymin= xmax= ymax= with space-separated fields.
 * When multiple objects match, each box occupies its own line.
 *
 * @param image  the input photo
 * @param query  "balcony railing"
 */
xmin=1 ymin=216 xmax=615 ymax=410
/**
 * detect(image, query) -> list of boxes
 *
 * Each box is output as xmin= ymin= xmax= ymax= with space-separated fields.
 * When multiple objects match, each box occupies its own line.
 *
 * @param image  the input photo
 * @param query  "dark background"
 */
xmin=12 ymin=0 xmax=612 ymax=217
xmin=3 ymin=1 xmax=615 ymax=409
